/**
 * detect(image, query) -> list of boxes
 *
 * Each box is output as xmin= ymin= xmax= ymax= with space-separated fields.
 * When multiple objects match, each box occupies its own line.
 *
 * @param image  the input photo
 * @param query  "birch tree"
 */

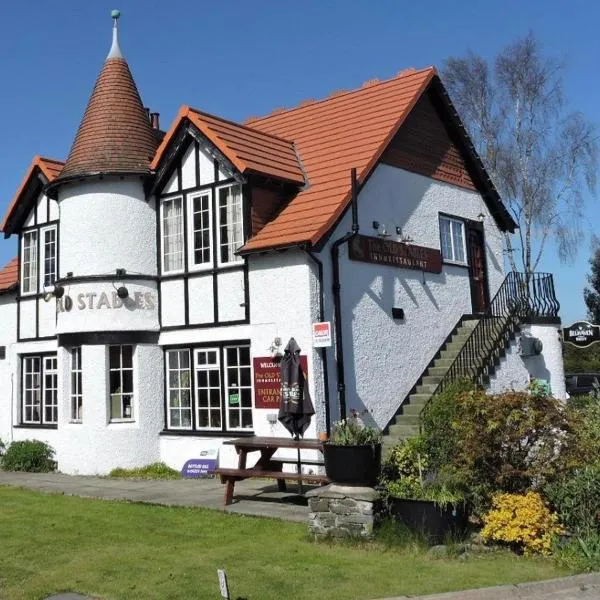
xmin=443 ymin=33 xmax=598 ymax=275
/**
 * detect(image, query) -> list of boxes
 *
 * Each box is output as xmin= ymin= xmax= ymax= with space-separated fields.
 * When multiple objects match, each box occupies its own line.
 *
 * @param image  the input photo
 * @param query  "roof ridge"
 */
xmin=38 ymin=157 xmax=65 ymax=165
xmin=188 ymin=106 xmax=296 ymax=146
xmin=245 ymin=67 xmax=436 ymax=125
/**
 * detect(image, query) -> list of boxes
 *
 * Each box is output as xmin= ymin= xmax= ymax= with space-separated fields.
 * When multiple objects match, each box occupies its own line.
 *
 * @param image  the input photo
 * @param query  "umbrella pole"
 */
xmin=297 ymin=446 xmax=302 ymax=495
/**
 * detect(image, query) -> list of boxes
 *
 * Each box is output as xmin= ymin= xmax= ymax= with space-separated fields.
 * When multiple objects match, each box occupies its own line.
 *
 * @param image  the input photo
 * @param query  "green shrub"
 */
xmin=109 ymin=462 xmax=181 ymax=480
xmin=545 ymin=466 xmax=600 ymax=537
xmin=0 ymin=438 xmax=5 ymax=457
xmin=2 ymin=440 xmax=55 ymax=472
xmin=330 ymin=410 xmax=381 ymax=445
xmin=554 ymin=534 xmax=600 ymax=572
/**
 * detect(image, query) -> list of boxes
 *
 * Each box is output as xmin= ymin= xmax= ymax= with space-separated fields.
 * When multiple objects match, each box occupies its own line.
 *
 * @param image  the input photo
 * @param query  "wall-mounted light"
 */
xmin=117 ymin=286 xmax=129 ymax=299
xmin=42 ymin=284 xmax=65 ymax=302
xmin=116 ymin=268 xmax=127 ymax=277
xmin=396 ymin=226 xmax=402 ymax=235
xmin=477 ymin=212 xmax=485 ymax=223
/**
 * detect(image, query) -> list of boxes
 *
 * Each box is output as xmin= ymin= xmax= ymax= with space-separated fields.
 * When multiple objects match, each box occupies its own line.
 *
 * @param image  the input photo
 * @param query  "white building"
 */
xmin=0 ymin=16 xmax=565 ymax=474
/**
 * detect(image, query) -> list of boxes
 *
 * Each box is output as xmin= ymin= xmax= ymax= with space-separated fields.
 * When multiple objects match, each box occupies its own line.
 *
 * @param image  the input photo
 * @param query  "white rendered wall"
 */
xmin=0 ymin=294 xmax=17 ymax=442
xmin=58 ymin=179 xmax=157 ymax=278
xmin=488 ymin=323 xmax=566 ymax=400
xmin=318 ymin=164 xmax=507 ymax=429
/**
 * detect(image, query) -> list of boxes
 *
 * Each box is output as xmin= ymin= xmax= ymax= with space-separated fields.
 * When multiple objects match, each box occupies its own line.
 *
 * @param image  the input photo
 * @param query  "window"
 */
xmin=440 ymin=216 xmax=466 ymax=263
xmin=166 ymin=349 xmax=192 ymax=429
xmin=41 ymin=226 xmax=57 ymax=287
xmin=225 ymin=346 xmax=252 ymax=430
xmin=165 ymin=344 xmax=253 ymax=432
xmin=71 ymin=347 xmax=83 ymax=422
xmin=161 ymin=196 xmax=184 ymax=272
xmin=190 ymin=191 xmax=212 ymax=268
xmin=217 ymin=184 xmax=243 ymax=265
xmin=109 ymin=345 xmax=134 ymax=421
xmin=22 ymin=354 xmax=57 ymax=425
xmin=21 ymin=231 xmax=38 ymax=294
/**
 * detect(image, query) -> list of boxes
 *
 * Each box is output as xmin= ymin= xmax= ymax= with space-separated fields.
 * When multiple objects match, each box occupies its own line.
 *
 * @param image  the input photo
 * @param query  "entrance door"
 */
xmin=467 ymin=225 xmax=489 ymax=313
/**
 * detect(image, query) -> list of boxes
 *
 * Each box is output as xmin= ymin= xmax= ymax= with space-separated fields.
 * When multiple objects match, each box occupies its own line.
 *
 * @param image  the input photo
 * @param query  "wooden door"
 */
xmin=467 ymin=226 xmax=489 ymax=313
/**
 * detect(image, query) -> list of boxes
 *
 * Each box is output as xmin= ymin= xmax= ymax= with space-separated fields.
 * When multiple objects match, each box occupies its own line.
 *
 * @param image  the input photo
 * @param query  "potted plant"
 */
xmin=380 ymin=436 xmax=468 ymax=542
xmin=323 ymin=409 xmax=382 ymax=487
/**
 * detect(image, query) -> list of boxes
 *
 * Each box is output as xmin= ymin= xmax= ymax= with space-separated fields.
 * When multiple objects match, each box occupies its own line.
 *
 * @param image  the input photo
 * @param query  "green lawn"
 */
xmin=0 ymin=486 xmax=569 ymax=600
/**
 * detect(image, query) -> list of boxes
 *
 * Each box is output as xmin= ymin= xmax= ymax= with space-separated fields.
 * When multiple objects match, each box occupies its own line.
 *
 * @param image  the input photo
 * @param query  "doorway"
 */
xmin=467 ymin=224 xmax=489 ymax=314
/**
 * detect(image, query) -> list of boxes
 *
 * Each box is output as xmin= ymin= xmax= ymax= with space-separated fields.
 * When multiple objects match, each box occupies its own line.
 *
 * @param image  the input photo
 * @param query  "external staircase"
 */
xmin=383 ymin=272 xmax=560 ymax=450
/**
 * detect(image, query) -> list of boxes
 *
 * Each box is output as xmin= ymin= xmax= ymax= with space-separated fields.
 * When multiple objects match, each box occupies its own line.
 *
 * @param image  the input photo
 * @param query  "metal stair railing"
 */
xmin=424 ymin=272 xmax=560 ymax=403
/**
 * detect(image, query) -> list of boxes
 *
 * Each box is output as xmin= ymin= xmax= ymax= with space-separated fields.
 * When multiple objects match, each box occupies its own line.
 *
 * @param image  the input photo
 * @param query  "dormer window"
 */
xmin=21 ymin=231 xmax=38 ymax=294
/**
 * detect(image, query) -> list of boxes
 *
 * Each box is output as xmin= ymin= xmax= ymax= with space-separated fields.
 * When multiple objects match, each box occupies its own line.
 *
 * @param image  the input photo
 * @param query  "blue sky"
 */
xmin=0 ymin=0 xmax=597 ymax=323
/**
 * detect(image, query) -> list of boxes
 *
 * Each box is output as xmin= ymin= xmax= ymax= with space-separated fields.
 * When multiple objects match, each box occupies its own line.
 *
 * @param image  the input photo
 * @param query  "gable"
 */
xmin=381 ymin=90 xmax=476 ymax=191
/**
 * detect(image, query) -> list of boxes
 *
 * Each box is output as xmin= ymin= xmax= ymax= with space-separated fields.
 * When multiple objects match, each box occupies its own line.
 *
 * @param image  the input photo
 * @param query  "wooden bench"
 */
xmin=216 ymin=436 xmax=329 ymax=505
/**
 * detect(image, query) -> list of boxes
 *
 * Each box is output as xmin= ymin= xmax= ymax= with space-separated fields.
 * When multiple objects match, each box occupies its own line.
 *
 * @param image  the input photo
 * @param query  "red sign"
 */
xmin=253 ymin=355 xmax=308 ymax=409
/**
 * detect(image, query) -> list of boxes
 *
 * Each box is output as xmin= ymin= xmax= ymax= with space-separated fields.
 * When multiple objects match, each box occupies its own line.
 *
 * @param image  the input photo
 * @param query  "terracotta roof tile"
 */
xmin=54 ymin=56 xmax=157 ymax=182
xmin=0 ymin=257 xmax=18 ymax=293
xmin=241 ymin=68 xmax=436 ymax=251
xmin=152 ymin=107 xmax=305 ymax=185
xmin=1 ymin=156 xmax=64 ymax=233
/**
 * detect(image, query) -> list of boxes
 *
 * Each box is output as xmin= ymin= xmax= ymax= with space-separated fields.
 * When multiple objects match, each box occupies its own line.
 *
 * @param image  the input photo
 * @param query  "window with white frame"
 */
xmin=40 ymin=226 xmax=57 ymax=287
xmin=21 ymin=231 xmax=38 ymax=294
xmin=217 ymin=184 xmax=243 ymax=265
xmin=71 ymin=347 xmax=83 ymax=422
xmin=439 ymin=216 xmax=466 ymax=263
xmin=109 ymin=345 xmax=134 ymax=421
xmin=166 ymin=349 xmax=192 ymax=429
xmin=165 ymin=344 xmax=252 ymax=432
xmin=22 ymin=354 xmax=57 ymax=425
xmin=161 ymin=196 xmax=184 ymax=273
xmin=190 ymin=191 xmax=212 ymax=268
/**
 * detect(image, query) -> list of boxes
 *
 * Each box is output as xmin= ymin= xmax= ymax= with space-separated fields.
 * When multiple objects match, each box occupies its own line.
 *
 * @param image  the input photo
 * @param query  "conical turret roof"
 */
xmin=54 ymin=13 xmax=157 ymax=183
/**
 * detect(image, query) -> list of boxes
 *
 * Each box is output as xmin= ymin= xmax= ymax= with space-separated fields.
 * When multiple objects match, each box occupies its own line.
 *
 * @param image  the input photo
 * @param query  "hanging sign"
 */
xmin=181 ymin=448 xmax=219 ymax=478
xmin=253 ymin=355 xmax=308 ymax=409
xmin=312 ymin=322 xmax=332 ymax=347
xmin=349 ymin=234 xmax=442 ymax=273
xmin=563 ymin=321 xmax=600 ymax=348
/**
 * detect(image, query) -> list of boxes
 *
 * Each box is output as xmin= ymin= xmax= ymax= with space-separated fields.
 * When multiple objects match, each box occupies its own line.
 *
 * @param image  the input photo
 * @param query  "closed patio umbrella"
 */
xmin=278 ymin=337 xmax=315 ymax=439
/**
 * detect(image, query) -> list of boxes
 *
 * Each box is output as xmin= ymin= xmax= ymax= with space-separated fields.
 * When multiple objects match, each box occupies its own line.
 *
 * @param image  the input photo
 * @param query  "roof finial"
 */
xmin=107 ymin=9 xmax=123 ymax=60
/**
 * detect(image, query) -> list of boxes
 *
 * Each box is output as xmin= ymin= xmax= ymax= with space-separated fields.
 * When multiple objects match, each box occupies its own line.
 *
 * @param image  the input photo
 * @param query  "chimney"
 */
xmin=150 ymin=112 xmax=160 ymax=130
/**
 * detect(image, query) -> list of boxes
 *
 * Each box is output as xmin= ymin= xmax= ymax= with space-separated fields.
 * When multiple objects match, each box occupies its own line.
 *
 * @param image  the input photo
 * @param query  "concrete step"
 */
xmin=386 ymin=423 xmax=419 ymax=440
xmin=415 ymin=383 xmax=438 ymax=395
xmin=392 ymin=413 xmax=420 ymax=426
xmin=407 ymin=393 xmax=430 ymax=404
xmin=422 ymin=375 xmax=443 ymax=386
xmin=401 ymin=402 xmax=428 ymax=416
xmin=428 ymin=366 xmax=450 ymax=377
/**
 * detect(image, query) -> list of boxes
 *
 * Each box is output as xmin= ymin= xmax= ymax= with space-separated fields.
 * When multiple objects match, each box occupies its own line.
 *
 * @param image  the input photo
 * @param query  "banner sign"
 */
xmin=563 ymin=321 xmax=600 ymax=348
xmin=253 ymin=355 xmax=308 ymax=409
xmin=349 ymin=234 xmax=442 ymax=273
xmin=181 ymin=448 xmax=219 ymax=478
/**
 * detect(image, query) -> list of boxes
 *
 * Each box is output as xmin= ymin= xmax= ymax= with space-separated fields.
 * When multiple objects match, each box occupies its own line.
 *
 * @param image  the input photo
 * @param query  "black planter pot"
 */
xmin=389 ymin=497 xmax=469 ymax=543
xmin=323 ymin=443 xmax=382 ymax=487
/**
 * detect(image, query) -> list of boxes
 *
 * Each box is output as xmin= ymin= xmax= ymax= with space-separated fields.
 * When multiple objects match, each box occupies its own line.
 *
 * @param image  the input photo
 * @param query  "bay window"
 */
xmin=440 ymin=216 xmax=466 ymax=263
xmin=22 ymin=354 xmax=57 ymax=425
xmin=21 ymin=231 xmax=38 ymax=294
xmin=161 ymin=196 xmax=184 ymax=273
xmin=165 ymin=343 xmax=252 ymax=432
xmin=109 ymin=345 xmax=134 ymax=421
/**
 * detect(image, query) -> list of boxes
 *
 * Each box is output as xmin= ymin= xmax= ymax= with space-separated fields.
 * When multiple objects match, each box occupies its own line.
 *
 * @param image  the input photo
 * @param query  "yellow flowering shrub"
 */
xmin=481 ymin=492 xmax=564 ymax=555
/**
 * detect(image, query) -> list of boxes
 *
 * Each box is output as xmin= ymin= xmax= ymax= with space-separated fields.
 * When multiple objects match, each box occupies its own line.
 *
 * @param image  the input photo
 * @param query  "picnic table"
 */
xmin=216 ymin=436 xmax=329 ymax=505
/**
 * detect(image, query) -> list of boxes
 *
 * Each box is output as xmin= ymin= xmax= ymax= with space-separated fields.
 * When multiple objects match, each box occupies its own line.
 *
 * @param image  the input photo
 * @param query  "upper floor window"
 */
xmin=190 ymin=191 xmax=212 ymax=269
xmin=439 ymin=216 xmax=466 ymax=263
xmin=161 ymin=196 xmax=184 ymax=273
xmin=218 ymin=184 xmax=243 ymax=265
xmin=21 ymin=231 xmax=38 ymax=294
xmin=41 ymin=225 xmax=57 ymax=287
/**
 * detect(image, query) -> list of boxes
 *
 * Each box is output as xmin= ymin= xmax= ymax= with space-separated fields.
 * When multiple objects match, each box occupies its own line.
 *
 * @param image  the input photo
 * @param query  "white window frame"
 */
xmin=70 ymin=347 xmax=83 ymax=423
xmin=187 ymin=190 xmax=213 ymax=272
xmin=216 ymin=183 xmax=244 ymax=267
xmin=21 ymin=230 xmax=38 ymax=295
xmin=108 ymin=345 xmax=134 ymax=422
xmin=224 ymin=345 xmax=253 ymax=432
xmin=194 ymin=348 xmax=223 ymax=431
xmin=21 ymin=354 xmax=57 ymax=425
xmin=40 ymin=224 xmax=57 ymax=289
xmin=439 ymin=216 xmax=467 ymax=264
xmin=166 ymin=349 xmax=192 ymax=430
xmin=160 ymin=195 xmax=185 ymax=274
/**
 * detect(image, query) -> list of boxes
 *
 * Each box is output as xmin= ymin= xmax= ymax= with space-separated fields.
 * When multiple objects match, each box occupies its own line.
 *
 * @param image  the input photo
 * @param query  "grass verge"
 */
xmin=108 ymin=462 xmax=181 ymax=480
xmin=0 ymin=486 xmax=569 ymax=600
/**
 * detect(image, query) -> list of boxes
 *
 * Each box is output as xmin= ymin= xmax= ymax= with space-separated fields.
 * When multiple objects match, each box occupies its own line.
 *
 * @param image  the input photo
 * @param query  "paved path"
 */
xmin=0 ymin=471 xmax=312 ymax=521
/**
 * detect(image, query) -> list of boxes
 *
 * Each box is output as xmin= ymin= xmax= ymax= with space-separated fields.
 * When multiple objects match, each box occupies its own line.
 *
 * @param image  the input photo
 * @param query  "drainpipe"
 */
xmin=304 ymin=248 xmax=331 ymax=436
xmin=330 ymin=168 xmax=360 ymax=422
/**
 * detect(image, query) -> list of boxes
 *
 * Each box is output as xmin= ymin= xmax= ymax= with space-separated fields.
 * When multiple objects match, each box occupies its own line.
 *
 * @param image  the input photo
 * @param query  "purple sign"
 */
xmin=181 ymin=448 xmax=218 ymax=478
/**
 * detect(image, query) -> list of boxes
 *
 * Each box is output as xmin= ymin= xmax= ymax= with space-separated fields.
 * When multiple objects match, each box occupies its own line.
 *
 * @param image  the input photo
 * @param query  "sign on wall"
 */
xmin=563 ymin=321 xmax=600 ymax=348
xmin=312 ymin=322 xmax=332 ymax=347
xmin=181 ymin=448 xmax=219 ymax=478
xmin=348 ymin=234 xmax=442 ymax=273
xmin=253 ymin=356 xmax=308 ymax=409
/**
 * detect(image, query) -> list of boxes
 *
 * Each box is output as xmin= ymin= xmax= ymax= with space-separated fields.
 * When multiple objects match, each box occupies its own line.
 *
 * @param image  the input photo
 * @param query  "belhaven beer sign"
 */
xmin=348 ymin=234 xmax=442 ymax=273
xmin=253 ymin=356 xmax=308 ymax=409
xmin=563 ymin=321 xmax=600 ymax=348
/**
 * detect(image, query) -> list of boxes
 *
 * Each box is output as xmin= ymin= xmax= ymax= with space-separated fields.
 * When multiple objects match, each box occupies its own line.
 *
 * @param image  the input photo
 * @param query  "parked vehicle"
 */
xmin=565 ymin=373 xmax=600 ymax=396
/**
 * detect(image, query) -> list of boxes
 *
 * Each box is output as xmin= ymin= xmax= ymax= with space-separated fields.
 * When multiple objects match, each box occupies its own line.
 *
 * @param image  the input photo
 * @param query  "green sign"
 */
xmin=228 ymin=393 xmax=240 ymax=406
